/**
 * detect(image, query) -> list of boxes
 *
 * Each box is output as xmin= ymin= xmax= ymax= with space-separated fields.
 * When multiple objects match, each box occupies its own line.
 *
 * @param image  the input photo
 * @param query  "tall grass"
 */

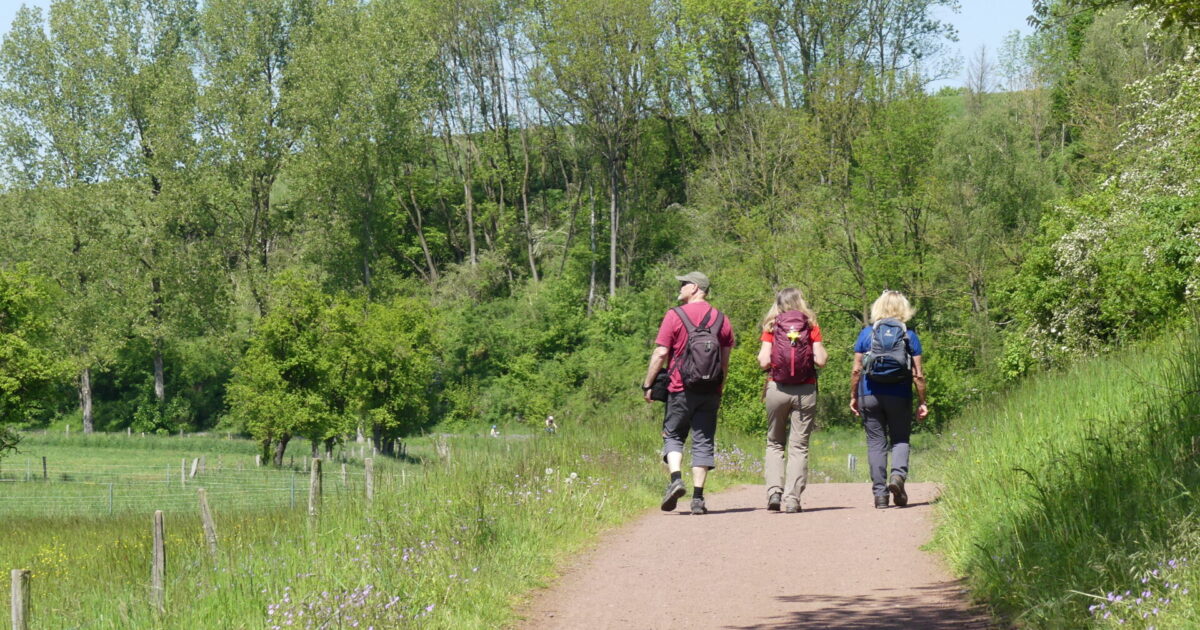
xmin=930 ymin=327 xmax=1200 ymax=628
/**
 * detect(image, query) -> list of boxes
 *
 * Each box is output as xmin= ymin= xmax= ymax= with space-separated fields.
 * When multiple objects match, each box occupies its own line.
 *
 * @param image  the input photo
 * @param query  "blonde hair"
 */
xmin=870 ymin=290 xmax=915 ymax=323
xmin=761 ymin=287 xmax=817 ymax=333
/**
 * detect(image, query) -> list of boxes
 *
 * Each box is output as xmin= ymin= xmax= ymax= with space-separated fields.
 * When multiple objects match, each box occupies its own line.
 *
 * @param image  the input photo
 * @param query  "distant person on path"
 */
xmin=757 ymin=288 xmax=827 ymax=513
xmin=849 ymin=290 xmax=928 ymax=509
xmin=642 ymin=271 xmax=735 ymax=515
xmin=545 ymin=415 xmax=557 ymax=435
xmin=490 ymin=425 xmax=500 ymax=438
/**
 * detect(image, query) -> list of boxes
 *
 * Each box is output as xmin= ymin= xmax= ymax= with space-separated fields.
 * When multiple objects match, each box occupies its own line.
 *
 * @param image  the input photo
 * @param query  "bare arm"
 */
xmin=812 ymin=341 xmax=828 ymax=369
xmin=849 ymin=352 xmax=863 ymax=416
xmin=757 ymin=340 xmax=772 ymax=370
xmin=912 ymin=355 xmax=928 ymax=420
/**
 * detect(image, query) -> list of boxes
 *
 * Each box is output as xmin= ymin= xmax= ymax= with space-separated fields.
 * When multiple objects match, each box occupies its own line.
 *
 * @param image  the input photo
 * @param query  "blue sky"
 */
xmin=0 ymin=0 xmax=48 ymax=38
xmin=0 ymin=0 xmax=1032 ymax=89
xmin=931 ymin=1 xmax=1036 ymax=89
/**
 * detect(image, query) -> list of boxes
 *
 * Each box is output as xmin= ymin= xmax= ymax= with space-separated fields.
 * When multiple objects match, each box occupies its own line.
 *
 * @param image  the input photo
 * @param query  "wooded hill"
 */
xmin=0 ymin=0 xmax=1196 ymax=462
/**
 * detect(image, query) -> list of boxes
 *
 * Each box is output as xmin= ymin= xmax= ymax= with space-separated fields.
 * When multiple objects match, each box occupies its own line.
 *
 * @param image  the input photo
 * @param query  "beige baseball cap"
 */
xmin=674 ymin=271 xmax=710 ymax=291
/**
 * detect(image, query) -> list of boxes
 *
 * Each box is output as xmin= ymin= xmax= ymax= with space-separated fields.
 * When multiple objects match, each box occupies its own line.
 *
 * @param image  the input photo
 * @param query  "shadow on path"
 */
xmin=724 ymin=581 xmax=992 ymax=630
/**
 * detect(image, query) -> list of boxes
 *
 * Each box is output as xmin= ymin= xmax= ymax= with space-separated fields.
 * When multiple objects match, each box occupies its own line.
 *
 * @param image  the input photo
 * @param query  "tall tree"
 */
xmin=0 ymin=2 xmax=134 ymax=432
xmin=196 ymin=0 xmax=313 ymax=317
xmin=533 ymin=0 xmax=660 ymax=298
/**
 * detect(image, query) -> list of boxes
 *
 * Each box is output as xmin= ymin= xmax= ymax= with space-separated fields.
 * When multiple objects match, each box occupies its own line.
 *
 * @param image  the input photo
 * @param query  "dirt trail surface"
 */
xmin=517 ymin=482 xmax=992 ymax=630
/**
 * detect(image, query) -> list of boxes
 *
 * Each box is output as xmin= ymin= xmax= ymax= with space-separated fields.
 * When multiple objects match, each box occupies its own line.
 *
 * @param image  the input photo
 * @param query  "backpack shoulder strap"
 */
xmin=710 ymin=310 xmax=725 ymax=335
xmin=671 ymin=306 xmax=696 ymax=333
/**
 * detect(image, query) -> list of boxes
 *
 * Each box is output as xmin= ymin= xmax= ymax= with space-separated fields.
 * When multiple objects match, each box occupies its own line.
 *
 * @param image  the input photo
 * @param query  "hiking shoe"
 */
xmin=784 ymin=500 xmax=801 ymax=514
xmin=887 ymin=474 xmax=908 ymax=507
xmin=660 ymin=479 xmax=686 ymax=512
xmin=767 ymin=492 xmax=782 ymax=511
xmin=874 ymin=495 xmax=889 ymax=509
xmin=690 ymin=497 xmax=708 ymax=515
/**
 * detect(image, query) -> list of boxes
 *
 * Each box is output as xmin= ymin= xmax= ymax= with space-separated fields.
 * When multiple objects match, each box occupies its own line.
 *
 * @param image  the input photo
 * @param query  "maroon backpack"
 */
xmin=770 ymin=311 xmax=815 ymax=384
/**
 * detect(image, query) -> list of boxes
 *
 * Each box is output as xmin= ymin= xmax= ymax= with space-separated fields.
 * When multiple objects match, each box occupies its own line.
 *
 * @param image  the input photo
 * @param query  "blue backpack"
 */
xmin=863 ymin=318 xmax=912 ymax=383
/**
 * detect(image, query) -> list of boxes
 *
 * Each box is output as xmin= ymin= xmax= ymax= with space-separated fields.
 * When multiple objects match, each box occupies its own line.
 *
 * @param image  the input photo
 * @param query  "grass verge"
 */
xmin=929 ymin=328 xmax=1200 ymax=628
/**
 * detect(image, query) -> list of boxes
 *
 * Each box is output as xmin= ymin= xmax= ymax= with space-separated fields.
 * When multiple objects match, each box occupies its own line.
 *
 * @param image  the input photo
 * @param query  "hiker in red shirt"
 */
xmin=756 ymin=287 xmax=828 ymax=513
xmin=641 ymin=271 xmax=735 ymax=515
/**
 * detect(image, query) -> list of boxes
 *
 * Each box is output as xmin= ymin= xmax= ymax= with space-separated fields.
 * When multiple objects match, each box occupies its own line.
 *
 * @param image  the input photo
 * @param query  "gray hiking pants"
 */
xmin=860 ymin=394 xmax=912 ymax=497
xmin=662 ymin=389 xmax=721 ymax=469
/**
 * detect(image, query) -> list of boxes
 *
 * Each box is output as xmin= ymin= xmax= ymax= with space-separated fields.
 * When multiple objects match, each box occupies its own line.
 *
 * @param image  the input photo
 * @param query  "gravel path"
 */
xmin=517 ymin=482 xmax=993 ymax=629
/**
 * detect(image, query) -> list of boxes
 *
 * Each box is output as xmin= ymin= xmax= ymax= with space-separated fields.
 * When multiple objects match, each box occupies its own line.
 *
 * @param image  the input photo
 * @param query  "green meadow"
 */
xmin=1 ymin=411 xmax=884 ymax=629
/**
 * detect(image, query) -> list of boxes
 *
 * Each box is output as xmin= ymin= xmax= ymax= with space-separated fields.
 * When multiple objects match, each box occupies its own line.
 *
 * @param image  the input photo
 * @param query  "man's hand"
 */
xmin=916 ymin=403 xmax=929 ymax=421
xmin=849 ymin=397 xmax=860 ymax=417
xmin=643 ymin=387 xmax=653 ymax=403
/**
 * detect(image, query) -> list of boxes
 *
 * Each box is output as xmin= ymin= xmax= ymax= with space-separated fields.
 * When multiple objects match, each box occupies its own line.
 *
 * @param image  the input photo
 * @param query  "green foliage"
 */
xmin=0 ymin=266 xmax=67 ymax=456
xmin=226 ymin=274 xmax=438 ymax=459
xmin=1003 ymin=58 xmax=1200 ymax=372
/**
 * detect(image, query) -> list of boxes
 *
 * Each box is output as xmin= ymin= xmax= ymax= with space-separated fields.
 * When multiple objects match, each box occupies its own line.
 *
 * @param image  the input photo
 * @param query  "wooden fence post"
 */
xmin=180 ymin=459 xmax=186 ymax=485
xmin=255 ymin=454 xmax=261 ymax=468
xmin=41 ymin=457 xmax=46 ymax=481
xmin=364 ymin=458 xmax=374 ymax=505
xmin=189 ymin=458 xmax=199 ymax=479
xmin=11 ymin=569 xmax=30 ymax=630
xmin=307 ymin=459 xmax=322 ymax=517
xmin=341 ymin=462 xmax=347 ymax=487
xmin=198 ymin=489 xmax=218 ymax=557
xmin=151 ymin=511 xmax=165 ymax=613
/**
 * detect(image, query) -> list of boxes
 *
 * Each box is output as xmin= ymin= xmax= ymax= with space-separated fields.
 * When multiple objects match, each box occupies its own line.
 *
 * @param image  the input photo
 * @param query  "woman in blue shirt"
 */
xmin=849 ymin=291 xmax=928 ymax=508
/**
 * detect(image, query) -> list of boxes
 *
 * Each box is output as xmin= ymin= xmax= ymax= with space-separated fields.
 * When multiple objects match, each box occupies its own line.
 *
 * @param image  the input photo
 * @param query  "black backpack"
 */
xmin=671 ymin=306 xmax=726 ymax=392
xmin=863 ymin=318 xmax=913 ymax=383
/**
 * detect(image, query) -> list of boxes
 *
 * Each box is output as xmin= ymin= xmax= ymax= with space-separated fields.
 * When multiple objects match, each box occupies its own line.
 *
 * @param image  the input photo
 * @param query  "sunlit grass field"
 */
xmin=1 ymin=402 xmax=888 ymax=628
xmin=929 ymin=330 xmax=1200 ymax=628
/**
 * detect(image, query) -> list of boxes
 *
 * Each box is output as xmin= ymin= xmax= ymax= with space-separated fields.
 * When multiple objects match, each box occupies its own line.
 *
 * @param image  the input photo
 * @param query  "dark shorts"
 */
xmin=662 ymin=389 xmax=721 ymax=469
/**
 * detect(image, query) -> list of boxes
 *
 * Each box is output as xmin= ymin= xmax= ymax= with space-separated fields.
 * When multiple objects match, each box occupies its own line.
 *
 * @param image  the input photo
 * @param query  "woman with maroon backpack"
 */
xmin=756 ymin=287 xmax=828 ymax=513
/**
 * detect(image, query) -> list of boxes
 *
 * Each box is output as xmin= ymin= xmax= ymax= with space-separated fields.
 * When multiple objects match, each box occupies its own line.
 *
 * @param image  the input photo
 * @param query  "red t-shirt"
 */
xmin=655 ymin=301 xmax=736 ymax=393
xmin=760 ymin=324 xmax=823 ymax=384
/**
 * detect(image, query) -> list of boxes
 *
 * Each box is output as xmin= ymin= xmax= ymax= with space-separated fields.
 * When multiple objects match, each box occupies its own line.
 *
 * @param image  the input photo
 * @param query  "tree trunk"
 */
xmin=79 ymin=366 xmax=94 ymax=434
xmin=462 ymin=176 xmax=478 ymax=266
xmin=588 ymin=181 xmax=598 ymax=315
xmin=361 ymin=185 xmax=375 ymax=295
xmin=608 ymin=162 xmax=619 ymax=299
xmin=520 ymin=129 xmax=539 ymax=282
xmin=153 ymin=345 xmax=165 ymax=403
xmin=764 ymin=26 xmax=793 ymax=108
xmin=272 ymin=433 xmax=291 ymax=467
xmin=741 ymin=34 xmax=778 ymax=108
xmin=405 ymin=183 xmax=439 ymax=281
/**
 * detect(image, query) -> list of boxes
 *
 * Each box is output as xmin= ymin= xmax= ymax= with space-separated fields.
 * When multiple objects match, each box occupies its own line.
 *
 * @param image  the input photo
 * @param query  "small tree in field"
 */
xmin=226 ymin=273 xmax=438 ymax=464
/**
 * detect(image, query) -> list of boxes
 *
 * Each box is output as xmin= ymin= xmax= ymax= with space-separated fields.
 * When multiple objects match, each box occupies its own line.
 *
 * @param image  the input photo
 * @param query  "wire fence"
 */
xmin=0 ymin=463 xmax=376 ymax=519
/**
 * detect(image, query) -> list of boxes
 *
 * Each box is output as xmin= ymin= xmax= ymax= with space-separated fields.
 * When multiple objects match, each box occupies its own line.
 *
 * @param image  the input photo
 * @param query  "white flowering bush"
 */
xmin=1002 ymin=60 xmax=1200 ymax=375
